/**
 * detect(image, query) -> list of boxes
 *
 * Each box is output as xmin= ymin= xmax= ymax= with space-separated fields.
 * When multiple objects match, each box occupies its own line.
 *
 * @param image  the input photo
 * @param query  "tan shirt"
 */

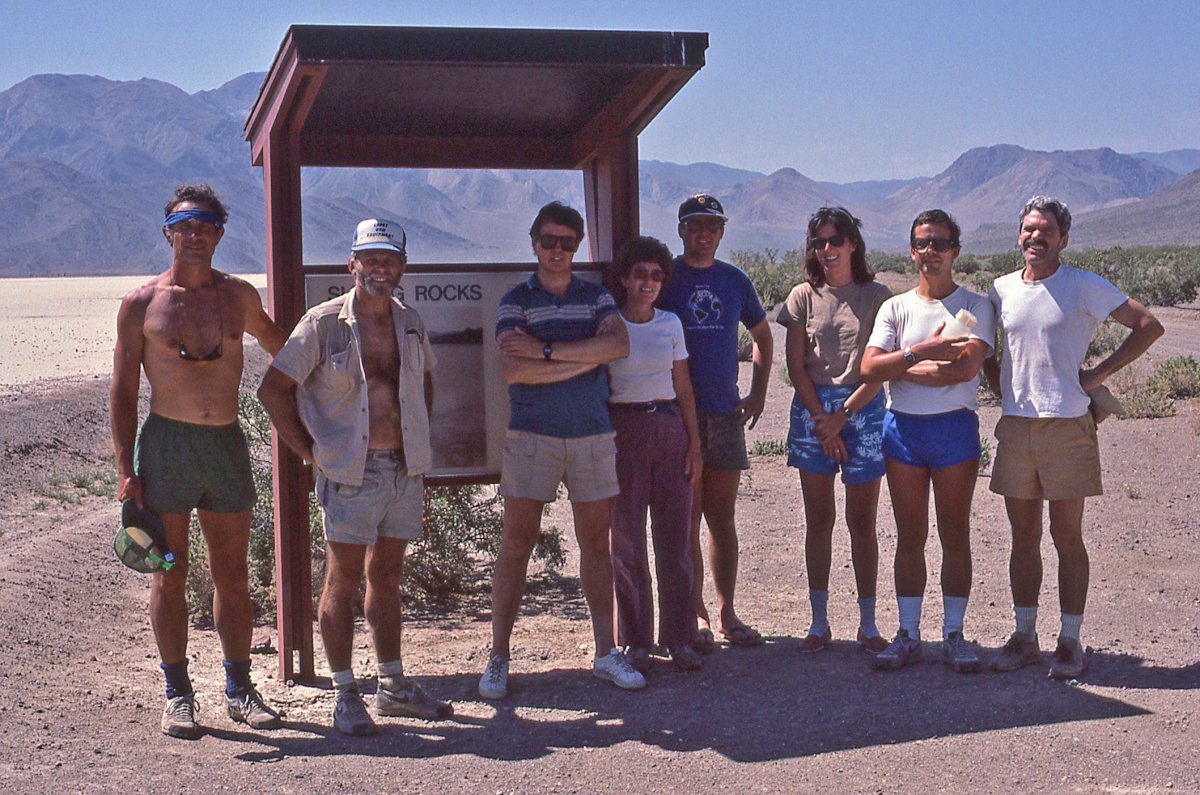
xmin=271 ymin=291 xmax=436 ymax=484
xmin=775 ymin=280 xmax=892 ymax=386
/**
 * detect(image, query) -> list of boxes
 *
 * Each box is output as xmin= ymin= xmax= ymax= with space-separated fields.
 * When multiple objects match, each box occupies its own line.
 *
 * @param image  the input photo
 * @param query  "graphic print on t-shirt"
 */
xmin=686 ymin=287 xmax=724 ymax=328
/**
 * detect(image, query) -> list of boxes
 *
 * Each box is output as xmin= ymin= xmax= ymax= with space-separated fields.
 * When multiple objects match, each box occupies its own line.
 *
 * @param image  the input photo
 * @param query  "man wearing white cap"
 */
xmin=260 ymin=218 xmax=451 ymax=736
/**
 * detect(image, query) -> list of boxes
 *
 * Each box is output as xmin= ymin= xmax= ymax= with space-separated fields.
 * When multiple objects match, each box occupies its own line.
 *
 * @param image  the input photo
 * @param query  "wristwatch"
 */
xmin=543 ymin=342 xmax=553 ymax=361
xmin=903 ymin=346 xmax=917 ymax=366
xmin=841 ymin=404 xmax=853 ymax=419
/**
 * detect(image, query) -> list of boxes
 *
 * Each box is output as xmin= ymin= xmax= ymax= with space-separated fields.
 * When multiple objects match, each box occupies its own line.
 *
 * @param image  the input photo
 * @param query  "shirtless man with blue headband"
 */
xmin=110 ymin=184 xmax=286 ymax=739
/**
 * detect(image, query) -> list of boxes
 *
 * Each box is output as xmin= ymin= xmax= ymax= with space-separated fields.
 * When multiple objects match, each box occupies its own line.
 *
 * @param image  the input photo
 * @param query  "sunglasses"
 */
xmin=682 ymin=218 xmax=724 ymax=233
xmin=536 ymin=234 xmax=579 ymax=252
xmin=811 ymin=234 xmax=847 ymax=249
xmin=912 ymin=237 xmax=957 ymax=253
xmin=629 ymin=266 xmax=665 ymax=282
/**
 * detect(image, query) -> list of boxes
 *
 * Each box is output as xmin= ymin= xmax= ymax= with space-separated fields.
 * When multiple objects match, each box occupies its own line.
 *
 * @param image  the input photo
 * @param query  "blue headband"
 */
xmin=163 ymin=209 xmax=224 ymax=229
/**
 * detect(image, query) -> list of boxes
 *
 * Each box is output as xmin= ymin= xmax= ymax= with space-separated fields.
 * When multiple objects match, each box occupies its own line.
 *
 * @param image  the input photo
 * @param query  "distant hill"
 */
xmin=1128 ymin=149 xmax=1200 ymax=175
xmin=0 ymin=72 xmax=1196 ymax=274
xmin=871 ymin=144 xmax=1179 ymax=235
xmin=968 ymin=167 xmax=1200 ymax=253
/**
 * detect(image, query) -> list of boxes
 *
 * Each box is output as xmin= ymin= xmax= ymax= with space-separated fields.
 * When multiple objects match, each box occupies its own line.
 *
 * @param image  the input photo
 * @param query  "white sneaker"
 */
xmin=592 ymin=649 xmax=646 ymax=690
xmin=478 ymin=654 xmax=509 ymax=700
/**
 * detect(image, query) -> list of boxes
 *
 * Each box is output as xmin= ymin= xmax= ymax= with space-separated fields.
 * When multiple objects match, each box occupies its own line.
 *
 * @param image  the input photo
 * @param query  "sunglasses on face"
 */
xmin=629 ymin=266 xmax=665 ymax=282
xmin=536 ymin=234 xmax=579 ymax=252
xmin=810 ymin=234 xmax=847 ymax=249
xmin=912 ymin=237 xmax=956 ymax=253
xmin=683 ymin=219 xmax=724 ymax=234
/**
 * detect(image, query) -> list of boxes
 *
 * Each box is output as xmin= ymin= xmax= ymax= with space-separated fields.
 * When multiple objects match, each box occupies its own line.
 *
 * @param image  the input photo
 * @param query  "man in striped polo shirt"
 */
xmin=478 ymin=202 xmax=645 ymax=698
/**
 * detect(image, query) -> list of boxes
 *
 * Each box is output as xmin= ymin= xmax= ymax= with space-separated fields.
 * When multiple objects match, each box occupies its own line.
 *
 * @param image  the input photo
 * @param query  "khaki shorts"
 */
xmin=499 ymin=430 xmax=619 ymax=503
xmin=317 ymin=451 xmax=424 ymax=544
xmin=990 ymin=414 xmax=1103 ymax=500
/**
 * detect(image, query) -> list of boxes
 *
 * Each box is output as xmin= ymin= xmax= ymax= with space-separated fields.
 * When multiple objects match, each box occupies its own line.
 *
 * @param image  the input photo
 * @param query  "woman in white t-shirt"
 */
xmin=861 ymin=209 xmax=995 ymax=673
xmin=605 ymin=236 xmax=704 ymax=673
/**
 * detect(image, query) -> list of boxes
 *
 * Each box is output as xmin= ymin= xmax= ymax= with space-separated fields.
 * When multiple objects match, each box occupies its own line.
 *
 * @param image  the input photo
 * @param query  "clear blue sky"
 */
xmin=2 ymin=0 xmax=1197 ymax=182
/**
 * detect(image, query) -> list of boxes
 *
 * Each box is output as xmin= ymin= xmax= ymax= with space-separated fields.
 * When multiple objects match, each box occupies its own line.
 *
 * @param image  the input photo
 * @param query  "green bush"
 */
xmin=1072 ymin=247 xmax=1200 ymax=307
xmin=748 ymin=439 xmax=787 ymax=456
xmin=869 ymin=252 xmax=911 ymax=275
xmin=730 ymin=247 xmax=804 ymax=307
xmin=1120 ymin=386 xmax=1176 ymax=419
xmin=1147 ymin=356 xmax=1200 ymax=399
xmin=1087 ymin=321 xmax=1127 ymax=364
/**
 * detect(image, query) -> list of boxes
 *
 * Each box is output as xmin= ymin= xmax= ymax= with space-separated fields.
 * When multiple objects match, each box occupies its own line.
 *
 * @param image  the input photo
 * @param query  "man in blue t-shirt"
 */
xmin=659 ymin=194 xmax=774 ymax=649
xmin=478 ymin=201 xmax=645 ymax=699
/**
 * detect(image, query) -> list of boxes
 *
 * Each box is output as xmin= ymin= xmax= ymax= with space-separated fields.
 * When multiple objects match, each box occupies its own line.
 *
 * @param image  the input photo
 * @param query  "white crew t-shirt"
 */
xmin=867 ymin=286 xmax=995 ymax=414
xmin=608 ymin=309 xmax=689 ymax=403
xmin=989 ymin=264 xmax=1127 ymax=418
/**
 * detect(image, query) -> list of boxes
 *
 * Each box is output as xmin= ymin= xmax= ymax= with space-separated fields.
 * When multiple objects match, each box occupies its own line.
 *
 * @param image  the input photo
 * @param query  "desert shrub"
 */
xmin=1086 ymin=321 xmax=1127 ymax=364
xmin=869 ymin=252 xmax=910 ymax=275
xmin=952 ymin=255 xmax=982 ymax=275
xmin=1073 ymin=247 xmax=1200 ymax=307
xmin=737 ymin=326 xmax=753 ymax=362
xmin=978 ymin=436 xmax=992 ymax=472
xmin=1120 ymin=386 xmax=1176 ymax=419
xmin=748 ymin=439 xmax=787 ymax=456
xmin=1147 ymin=355 xmax=1200 ymax=399
xmin=186 ymin=391 xmax=552 ymax=625
xmin=731 ymin=247 xmax=804 ymax=307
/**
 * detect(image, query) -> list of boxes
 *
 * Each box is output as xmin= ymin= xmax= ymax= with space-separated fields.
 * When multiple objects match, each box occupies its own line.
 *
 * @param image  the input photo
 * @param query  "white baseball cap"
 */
xmin=351 ymin=218 xmax=407 ymax=255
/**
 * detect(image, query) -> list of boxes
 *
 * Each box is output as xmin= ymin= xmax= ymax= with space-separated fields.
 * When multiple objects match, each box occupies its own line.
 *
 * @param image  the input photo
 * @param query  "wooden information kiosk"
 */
xmin=244 ymin=24 xmax=707 ymax=681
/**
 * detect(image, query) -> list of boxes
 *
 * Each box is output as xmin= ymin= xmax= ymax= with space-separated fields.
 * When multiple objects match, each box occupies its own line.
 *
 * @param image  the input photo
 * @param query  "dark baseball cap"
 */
xmin=678 ymin=193 xmax=727 ymax=222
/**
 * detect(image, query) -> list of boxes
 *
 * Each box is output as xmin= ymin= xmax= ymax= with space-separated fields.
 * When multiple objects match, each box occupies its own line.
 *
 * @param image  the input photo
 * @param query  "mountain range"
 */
xmin=1 ymin=71 xmax=1198 ymax=276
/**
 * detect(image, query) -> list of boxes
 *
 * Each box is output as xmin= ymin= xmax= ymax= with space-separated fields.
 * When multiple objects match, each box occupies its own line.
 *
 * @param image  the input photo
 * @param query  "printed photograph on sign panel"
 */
xmin=424 ymin=304 xmax=486 ymax=470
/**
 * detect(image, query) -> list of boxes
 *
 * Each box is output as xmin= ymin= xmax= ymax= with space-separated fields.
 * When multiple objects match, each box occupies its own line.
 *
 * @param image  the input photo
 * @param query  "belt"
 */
xmin=609 ymin=400 xmax=676 ymax=413
xmin=366 ymin=448 xmax=406 ymax=464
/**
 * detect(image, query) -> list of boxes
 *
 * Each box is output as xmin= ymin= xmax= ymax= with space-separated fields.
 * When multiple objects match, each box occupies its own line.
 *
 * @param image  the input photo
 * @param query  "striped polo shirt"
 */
xmin=496 ymin=273 xmax=619 ymax=438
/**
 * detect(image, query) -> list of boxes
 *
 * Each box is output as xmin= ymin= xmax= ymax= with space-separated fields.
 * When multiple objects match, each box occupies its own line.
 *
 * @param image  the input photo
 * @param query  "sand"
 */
xmin=0 ymin=274 xmax=267 ymax=393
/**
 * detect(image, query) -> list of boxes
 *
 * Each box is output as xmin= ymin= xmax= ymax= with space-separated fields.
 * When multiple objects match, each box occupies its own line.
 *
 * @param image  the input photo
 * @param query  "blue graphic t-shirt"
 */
xmin=658 ymin=257 xmax=767 ymax=414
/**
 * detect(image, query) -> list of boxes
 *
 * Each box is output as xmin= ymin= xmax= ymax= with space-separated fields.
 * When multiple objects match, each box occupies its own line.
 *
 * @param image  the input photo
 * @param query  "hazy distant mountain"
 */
xmin=1128 ymin=149 xmax=1200 ymax=175
xmin=0 ymin=72 xmax=1195 ymax=275
xmin=968 ymin=167 xmax=1200 ymax=253
xmin=872 ymin=144 xmax=1179 ymax=235
xmin=817 ymin=178 xmax=923 ymax=205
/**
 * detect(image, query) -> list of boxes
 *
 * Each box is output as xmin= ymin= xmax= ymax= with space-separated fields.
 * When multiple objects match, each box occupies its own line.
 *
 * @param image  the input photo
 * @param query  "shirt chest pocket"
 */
xmin=402 ymin=330 xmax=424 ymax=373
xmin=323 ymin=343 xmax=360 ymax=392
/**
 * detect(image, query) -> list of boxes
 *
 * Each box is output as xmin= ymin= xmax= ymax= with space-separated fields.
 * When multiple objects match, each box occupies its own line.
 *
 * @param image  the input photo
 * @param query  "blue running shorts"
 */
xmin=883 ymin=408 xmax=980 ymax=470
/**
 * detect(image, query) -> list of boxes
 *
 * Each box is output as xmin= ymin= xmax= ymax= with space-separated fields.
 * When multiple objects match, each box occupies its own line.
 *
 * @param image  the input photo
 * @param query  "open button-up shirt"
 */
xmin=271 ymin=291 xmax=436 ymax=485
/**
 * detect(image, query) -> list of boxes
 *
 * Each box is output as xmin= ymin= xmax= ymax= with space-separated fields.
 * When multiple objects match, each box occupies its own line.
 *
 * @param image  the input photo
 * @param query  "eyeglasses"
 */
xmin=172 ymin=283 xmax=223 ymax=362
xmin=537 ymin=234 xmax=579 ymax=252
xmin=682 ymin=218 xmax=724 ymax=234
xmin=630 ymin=266 xmax=665 ymax=282
xmin=912 ymin=237 xmax=957 ymax=253
xmin=811 ymin=234 xmax=847 ymax=249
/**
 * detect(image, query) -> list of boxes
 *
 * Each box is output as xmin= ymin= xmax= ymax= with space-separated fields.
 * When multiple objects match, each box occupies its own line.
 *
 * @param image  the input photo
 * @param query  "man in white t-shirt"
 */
xmin=982 ymin=196 xmax=1162 ymax=680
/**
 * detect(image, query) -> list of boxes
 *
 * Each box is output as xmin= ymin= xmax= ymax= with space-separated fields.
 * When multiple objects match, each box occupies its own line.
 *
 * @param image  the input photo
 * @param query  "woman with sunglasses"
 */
xmin=605 ymin=236 xmax=705 ymax=673
xmin=776 ymin=206 xmax=892 ymax=655
xmin=859 ymin=209 xmax=995 ymax=672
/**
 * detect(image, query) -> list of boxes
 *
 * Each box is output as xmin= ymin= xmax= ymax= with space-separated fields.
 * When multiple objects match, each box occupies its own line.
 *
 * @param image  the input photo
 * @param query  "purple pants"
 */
xmin=610 ymin=403 xmax=694 ymax=648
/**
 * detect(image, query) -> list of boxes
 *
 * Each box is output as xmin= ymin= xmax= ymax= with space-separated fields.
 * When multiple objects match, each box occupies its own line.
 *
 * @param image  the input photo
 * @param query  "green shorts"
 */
xmin=134 ymin=413 xmax=256 ymax=515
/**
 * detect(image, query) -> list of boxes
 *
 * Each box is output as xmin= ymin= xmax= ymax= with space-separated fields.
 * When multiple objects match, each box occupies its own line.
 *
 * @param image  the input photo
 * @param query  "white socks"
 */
xmin=331 ymin=669 xmax=356 ymax=691
xmin=858 ymin=596 xmax=880 ymax=639
xmin=897 ymin=596 xmax=923 ymax=640
xmin=1014 ymin=605 xmax=1038 ymax=638
xmin=1059 ymin=613 xmax=1084 ymax=642
xmin=943 ymin=596 xmax=968 ymax=639
xmin=808 ymin=589 xmax=829 ymax=636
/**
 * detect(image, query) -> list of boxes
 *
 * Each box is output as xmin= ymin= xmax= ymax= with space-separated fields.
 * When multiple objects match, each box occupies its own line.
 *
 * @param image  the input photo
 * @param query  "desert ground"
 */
xmin=0 ymin=275 xmax=1196 ymax=793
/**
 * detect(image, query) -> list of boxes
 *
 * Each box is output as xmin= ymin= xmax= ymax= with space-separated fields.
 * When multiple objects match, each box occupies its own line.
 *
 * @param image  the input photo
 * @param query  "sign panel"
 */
xmin=303 ymin=267 xmax=603 ymax=482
